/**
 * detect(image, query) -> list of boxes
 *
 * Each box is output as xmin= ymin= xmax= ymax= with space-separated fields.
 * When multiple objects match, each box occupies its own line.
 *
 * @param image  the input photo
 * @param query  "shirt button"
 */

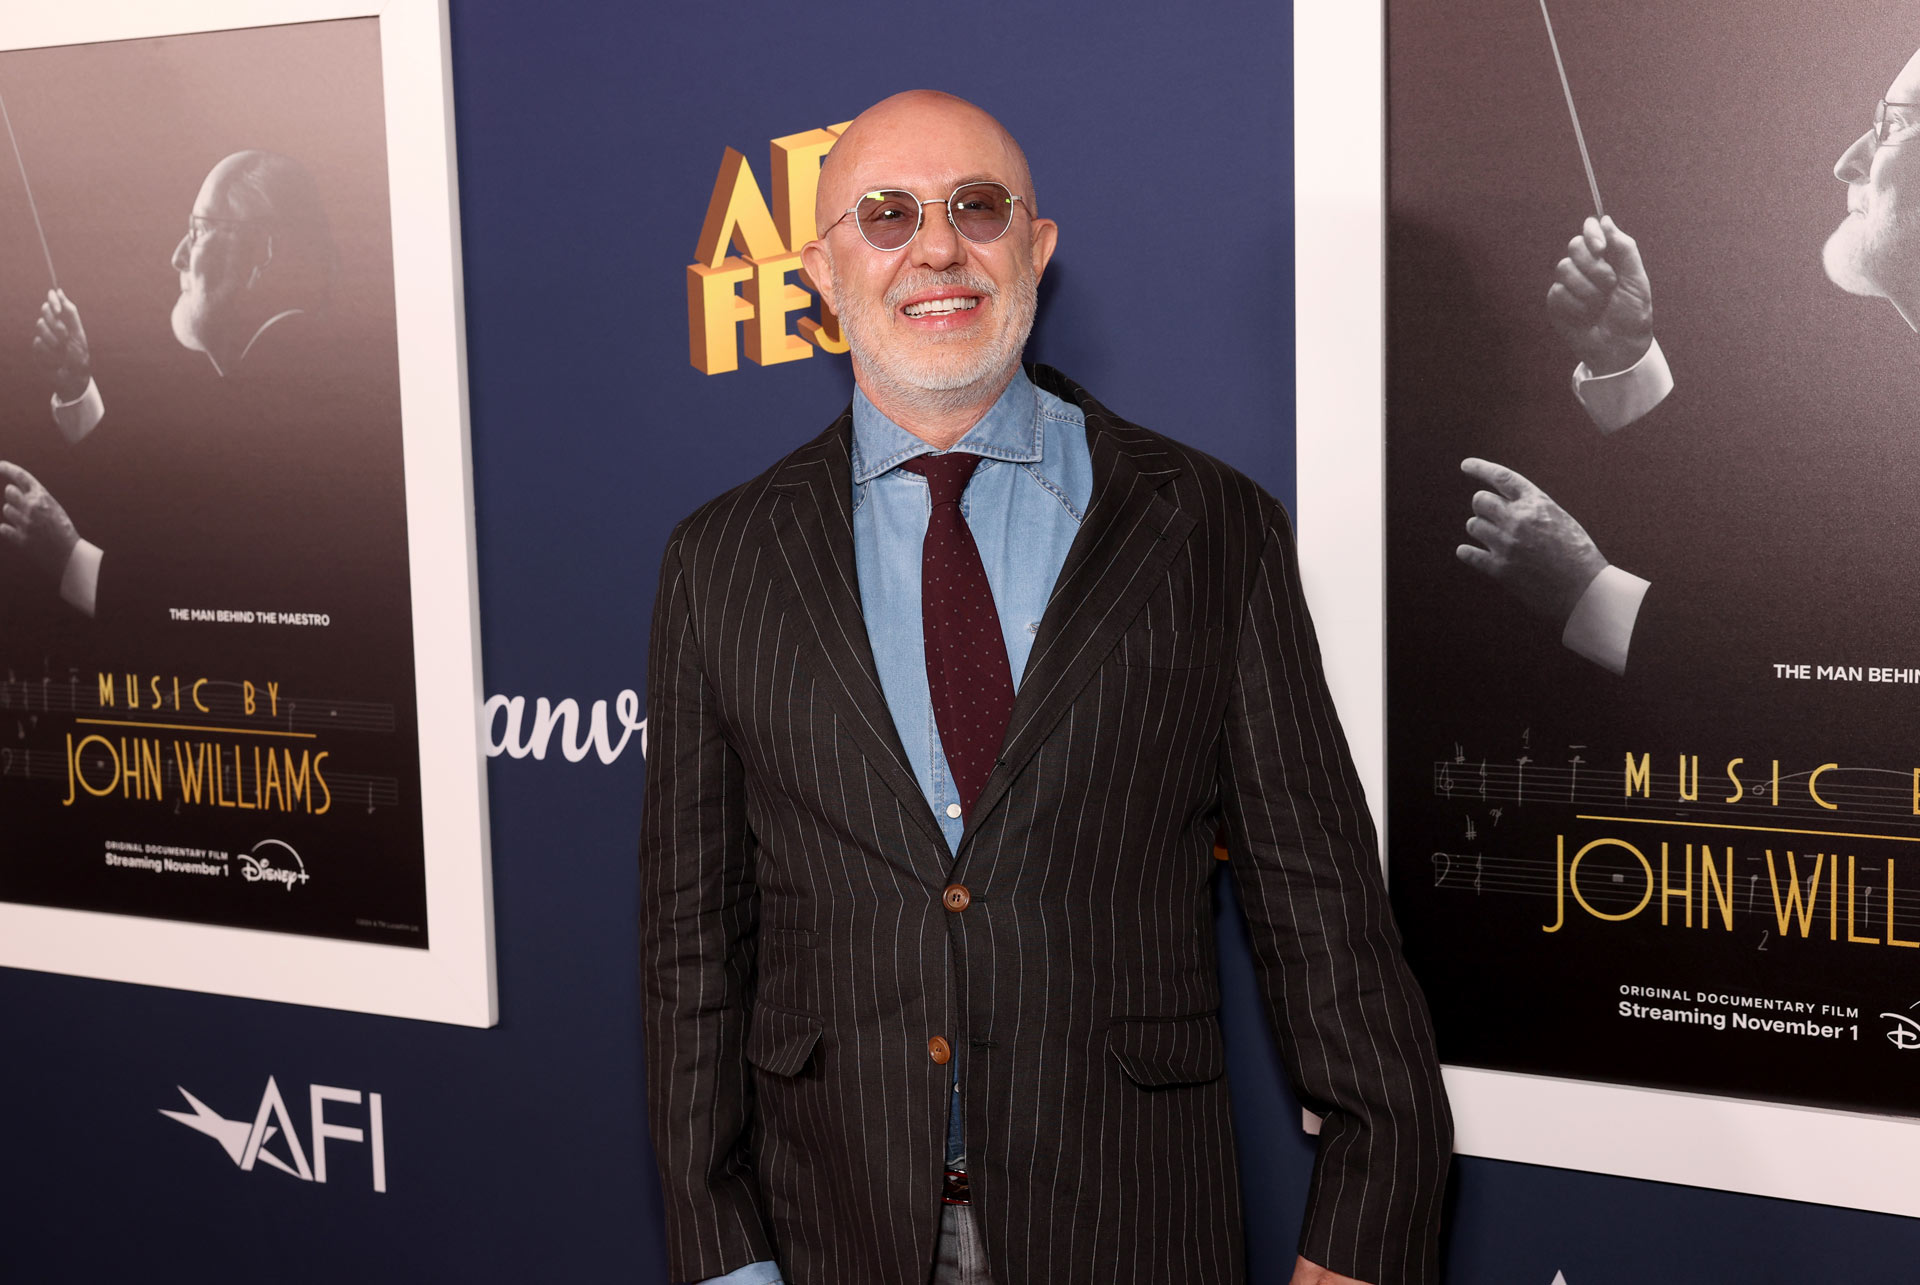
xmin=928 ymin=1036 xmax=952 ymax=1064
xmin=946 ymin=803 xmax=963 ymax=819
xmin=943 ymin=884 xmax=971 ymax=912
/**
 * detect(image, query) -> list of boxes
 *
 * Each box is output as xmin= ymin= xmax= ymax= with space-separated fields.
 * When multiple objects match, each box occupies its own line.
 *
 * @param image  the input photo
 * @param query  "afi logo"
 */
xmin=160 ymin=1076 xmax=387 ymax=1192
xmin=238 ymin=839 xmax=310 ymax=890
xmin=1881 ymin=1002 xmax=1920 ymax=1050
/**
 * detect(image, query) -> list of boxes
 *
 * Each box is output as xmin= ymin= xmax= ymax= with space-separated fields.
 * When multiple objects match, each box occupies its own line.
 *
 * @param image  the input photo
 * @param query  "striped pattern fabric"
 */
xmin=639 ymin=365 xmax=1451 ymax=1285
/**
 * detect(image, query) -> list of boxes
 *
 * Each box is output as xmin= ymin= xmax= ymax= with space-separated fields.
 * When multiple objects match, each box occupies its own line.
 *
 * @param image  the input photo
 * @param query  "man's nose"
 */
xmin=170 ymin=233 xmax=191 ymax=273
xmin=1836 ymin=129 xmax=1875 ymax=184
xmin=910 ymin=201 xmax=964 ymax=271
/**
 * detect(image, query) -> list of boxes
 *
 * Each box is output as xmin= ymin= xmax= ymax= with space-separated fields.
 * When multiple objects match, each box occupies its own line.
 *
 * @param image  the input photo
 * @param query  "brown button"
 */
xmin=928 ymin=1036 xmax=952 ymax=1064
xmin=942 ymin=884 xmax=971 ymax=912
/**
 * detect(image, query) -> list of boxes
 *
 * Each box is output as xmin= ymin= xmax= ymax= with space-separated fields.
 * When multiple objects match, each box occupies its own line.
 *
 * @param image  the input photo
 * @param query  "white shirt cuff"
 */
xmin=1570 ymin=336 xmax=1672 ymax=434
xmin=50 ymin=378 xmax=104 ymax=446
xmin=696 ymin=1264 xmax=783 ymax=1285
xmin=1561 ymin=565 xmax=1650 ymax=676
xmin=60 ymin=539 xmax=102 ymax=618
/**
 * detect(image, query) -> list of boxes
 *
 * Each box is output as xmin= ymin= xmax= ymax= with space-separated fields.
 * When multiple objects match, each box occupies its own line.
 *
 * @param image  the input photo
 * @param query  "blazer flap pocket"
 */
xmin=746 ymin=1003 xmax=823 ymax=1078
xmin=1119 ymin=628 xmax=1224 ymax=669
xmin=1107 ymin=1013 xmax=1225 ymax=1088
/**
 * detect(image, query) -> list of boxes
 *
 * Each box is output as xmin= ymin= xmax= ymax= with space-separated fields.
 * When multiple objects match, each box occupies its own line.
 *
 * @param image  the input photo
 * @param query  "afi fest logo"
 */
xmin=687 ymin=121 xmax=853 ymax=374
xmin=160 ymin=1076 xmax=387 ymax=1192
xmin=238 ymin=838 xmax=309 ymax=890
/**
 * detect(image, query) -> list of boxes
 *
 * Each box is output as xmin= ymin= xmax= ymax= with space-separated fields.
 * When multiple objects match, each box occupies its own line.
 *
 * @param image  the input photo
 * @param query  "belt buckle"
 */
xmin=941 ymin=1168 xmax=971 ymax=1206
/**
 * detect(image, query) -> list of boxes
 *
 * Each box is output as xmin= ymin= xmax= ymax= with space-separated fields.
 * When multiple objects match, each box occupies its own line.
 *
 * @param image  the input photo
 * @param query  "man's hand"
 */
xmin=0 ymin=461 xmax=81 ymax=581
xmin=1456 ymin=457 xmax=1608 ymax=624
xmin=31 ymin=289 xmax=92 ymax=405
xmin=1548 ymin=215 xmax=1652 ymax=376
xmin=1290 ymin=1256 xmax=1370 ymax=1285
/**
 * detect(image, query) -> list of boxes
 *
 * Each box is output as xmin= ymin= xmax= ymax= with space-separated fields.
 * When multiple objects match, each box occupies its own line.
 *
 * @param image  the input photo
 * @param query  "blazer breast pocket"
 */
xmin=1117 ymin=627 xmax=1225 ymax=670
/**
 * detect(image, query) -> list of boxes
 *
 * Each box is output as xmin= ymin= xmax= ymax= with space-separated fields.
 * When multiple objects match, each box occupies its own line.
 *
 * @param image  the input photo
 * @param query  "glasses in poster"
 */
xmin=1871 ymin=98 xmax=1920 ymax=148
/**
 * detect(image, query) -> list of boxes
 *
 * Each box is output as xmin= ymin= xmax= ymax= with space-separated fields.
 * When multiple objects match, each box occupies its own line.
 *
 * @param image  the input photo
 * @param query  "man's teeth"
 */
xmin=903 ymin=296 xmax=979 ymax=318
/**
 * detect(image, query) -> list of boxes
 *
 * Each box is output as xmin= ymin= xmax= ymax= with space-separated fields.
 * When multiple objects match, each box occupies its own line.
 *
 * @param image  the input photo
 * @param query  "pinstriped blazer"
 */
xmin=639 ymin=365 xmax=1450 ymax=1285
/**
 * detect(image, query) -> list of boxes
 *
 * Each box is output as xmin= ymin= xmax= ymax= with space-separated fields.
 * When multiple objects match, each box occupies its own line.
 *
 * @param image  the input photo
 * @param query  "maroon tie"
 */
xmin=900 ymin=452 xmax=1014 ymax=821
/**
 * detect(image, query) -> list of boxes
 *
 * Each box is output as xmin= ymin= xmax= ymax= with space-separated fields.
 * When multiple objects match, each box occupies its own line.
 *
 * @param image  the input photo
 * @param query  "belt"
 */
xmin=942 ymin=1168 xmax=971 ymax=1206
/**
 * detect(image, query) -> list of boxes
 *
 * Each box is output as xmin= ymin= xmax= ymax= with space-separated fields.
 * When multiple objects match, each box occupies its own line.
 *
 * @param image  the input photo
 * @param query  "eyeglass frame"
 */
xmin=1872 ymin=99 xmax=1920 ymax=147
xmin=184 ymin=213 xmax=274 ymax=245
xmin=824 ymin=180 xmax=1029 ymax=252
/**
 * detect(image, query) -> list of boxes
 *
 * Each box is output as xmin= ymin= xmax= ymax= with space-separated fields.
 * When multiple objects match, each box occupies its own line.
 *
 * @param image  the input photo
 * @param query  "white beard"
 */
xmin=1823 ymin=205 xmax=1920 ymax=302
xmin=830 ymin=257 xmax=1039 ymax=419
xmin=171 ymin=288 xmax=209 ymax=352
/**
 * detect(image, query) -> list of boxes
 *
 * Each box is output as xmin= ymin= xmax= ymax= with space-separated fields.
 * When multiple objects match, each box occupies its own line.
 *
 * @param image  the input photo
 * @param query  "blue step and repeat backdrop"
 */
xmin=3 ymin=1 xmax=1920 ymax=1281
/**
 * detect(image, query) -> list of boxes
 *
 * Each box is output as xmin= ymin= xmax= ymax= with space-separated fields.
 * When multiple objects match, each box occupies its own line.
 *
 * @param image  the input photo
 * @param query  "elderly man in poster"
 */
xmin=1458 ymin=46 xmax=1920 ymax=670
xmin=0 ymin=149 xmax=338 ymax=621
xmin=639 ymin=90 xmax=1450 ymax=1285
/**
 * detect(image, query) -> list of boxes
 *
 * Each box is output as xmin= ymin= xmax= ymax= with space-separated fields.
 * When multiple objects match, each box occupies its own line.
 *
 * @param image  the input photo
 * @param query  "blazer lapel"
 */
xmin=963 ymin=380 xmax=1196 ymax=841
xmin=760 ymin=413 xmax=951 ymax=856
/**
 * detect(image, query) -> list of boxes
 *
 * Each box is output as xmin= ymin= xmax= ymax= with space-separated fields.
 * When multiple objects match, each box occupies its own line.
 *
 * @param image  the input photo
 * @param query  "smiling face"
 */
xmin=1824 ymin=47 xmax=1920 ymax=312
xmin=801 ymin=92 xmax=1058 ymax=422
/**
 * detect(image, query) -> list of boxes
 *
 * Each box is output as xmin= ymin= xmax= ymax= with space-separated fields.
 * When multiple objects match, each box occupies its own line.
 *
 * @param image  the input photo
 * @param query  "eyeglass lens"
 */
xmin=855 ymin=183 xmax=1016 ymax=250
xmin=1874 ymin=100 xmax=1920 ymax=146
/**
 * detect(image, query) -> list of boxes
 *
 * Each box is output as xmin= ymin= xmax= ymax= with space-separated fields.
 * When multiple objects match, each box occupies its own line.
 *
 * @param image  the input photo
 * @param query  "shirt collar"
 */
xmin=848 ymin=368 xmax=1045 ymax=484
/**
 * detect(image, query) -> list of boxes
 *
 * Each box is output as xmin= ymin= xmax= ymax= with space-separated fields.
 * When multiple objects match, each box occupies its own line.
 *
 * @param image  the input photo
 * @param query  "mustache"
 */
xmin=883 ymin=270 xmax=999 ymax=312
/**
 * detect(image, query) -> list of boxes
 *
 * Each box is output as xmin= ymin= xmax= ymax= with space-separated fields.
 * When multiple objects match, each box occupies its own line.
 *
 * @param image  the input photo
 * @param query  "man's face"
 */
xmin=803 ymin=100 xmax=1058 ymax=406
xmin=169 ymin=163 xmax=263 ymax=353
xmin=1824 ymin=47 xmax=1920 ymax=304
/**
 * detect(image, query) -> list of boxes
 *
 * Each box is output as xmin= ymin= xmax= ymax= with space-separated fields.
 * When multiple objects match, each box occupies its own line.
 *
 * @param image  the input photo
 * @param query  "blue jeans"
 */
xmin=931 ymin=1200 xmax=994 ymax=1285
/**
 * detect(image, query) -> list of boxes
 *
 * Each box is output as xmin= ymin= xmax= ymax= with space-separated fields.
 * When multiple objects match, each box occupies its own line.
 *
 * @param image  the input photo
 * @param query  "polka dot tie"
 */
xmin=900 ymin=452 xmax=1014 ymax=823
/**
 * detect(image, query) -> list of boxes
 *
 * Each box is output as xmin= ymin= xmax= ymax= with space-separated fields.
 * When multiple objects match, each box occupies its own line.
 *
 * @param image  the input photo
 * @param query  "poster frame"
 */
xmin=1293 ymin=1 xmax=1920 ymax=1215
xmin=0 ymin=0 xmax=495 ymax=1028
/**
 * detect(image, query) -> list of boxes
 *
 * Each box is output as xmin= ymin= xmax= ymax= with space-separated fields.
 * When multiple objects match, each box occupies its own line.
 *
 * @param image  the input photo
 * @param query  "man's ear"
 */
xmin=246 ymin=234 xmax=277 ymax=290
xmin=1027 ymin=217 xmax=1059 ymax=282
xmin=800 ymin=239 xmax=836 ymax=315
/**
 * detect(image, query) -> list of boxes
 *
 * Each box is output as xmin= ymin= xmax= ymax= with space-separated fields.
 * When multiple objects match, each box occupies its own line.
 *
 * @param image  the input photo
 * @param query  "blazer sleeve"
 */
xmin=1218 ymin=501 xmax=1453 ymax=1285
xmin=638 ymin=531 xmax=775 ymax=1280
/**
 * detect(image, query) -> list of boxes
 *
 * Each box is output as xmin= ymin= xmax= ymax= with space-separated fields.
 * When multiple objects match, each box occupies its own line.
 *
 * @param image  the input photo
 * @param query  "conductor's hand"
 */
xmin=0 ymin=461 xmax=81 ymax=582
xmin=1456 ymin=457 xmax=1607 ymax=624
xmin=1548 ymin=215 xmax=1652 ymax=376
xmin=31 ymin=289 xmax=92 ymax=405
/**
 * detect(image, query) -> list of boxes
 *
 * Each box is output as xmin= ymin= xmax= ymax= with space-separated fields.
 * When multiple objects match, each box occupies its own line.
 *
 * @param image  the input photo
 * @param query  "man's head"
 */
xmin=1825 ymin=47 xmax=1920 ymax=317
xmin=800 ymin=92 xmax=1057 ymax=422
xmin=170 ymin=150 xmax=335 ymax=362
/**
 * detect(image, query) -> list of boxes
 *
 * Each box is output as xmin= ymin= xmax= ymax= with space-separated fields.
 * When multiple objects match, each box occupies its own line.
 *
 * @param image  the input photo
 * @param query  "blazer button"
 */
xmin=928 ymin=1036 xmax=952 ymax=1065
xmin=942 ymin=884 xmax=971 ymax=912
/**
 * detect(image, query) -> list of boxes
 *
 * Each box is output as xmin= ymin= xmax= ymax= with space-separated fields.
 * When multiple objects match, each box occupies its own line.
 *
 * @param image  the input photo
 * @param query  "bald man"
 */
xmin=639 ymin=92 xmax=1450 ymax=1285
xmin=1 ymin=150 xmax=338 ymax=619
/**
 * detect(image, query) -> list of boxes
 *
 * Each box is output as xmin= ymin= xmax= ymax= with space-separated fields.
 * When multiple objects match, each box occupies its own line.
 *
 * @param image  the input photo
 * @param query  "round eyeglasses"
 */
xmin=827 ymin=181 xmax=1026 ymax=252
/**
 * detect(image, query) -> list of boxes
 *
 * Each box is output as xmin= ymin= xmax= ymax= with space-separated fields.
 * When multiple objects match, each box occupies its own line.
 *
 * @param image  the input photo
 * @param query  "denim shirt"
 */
xmin=693 ymin=374 xmax=1091 ymax=1285
xmin=851 ymin=369 xmax=1093 ymax=852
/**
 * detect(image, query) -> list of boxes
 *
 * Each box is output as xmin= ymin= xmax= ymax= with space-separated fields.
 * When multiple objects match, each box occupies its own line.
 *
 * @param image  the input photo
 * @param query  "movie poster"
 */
xmin=0 ymin=19 xmax=426 ymax=948
xmin=1387 ymin=0 xmax=1920 ymax=1116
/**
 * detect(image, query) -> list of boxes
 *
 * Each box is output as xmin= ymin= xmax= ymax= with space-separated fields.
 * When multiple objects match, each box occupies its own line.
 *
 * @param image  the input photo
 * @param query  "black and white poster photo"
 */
xmin=1388 ymin=0 xmax=1920 ymax=1116
xmin=0 ymin=19 xmax=427 ymax=948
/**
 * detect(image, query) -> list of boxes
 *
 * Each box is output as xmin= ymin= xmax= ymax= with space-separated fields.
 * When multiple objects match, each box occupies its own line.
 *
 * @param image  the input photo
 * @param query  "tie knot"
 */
xmin=900 ymin=451 xmax=981 ymax=507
